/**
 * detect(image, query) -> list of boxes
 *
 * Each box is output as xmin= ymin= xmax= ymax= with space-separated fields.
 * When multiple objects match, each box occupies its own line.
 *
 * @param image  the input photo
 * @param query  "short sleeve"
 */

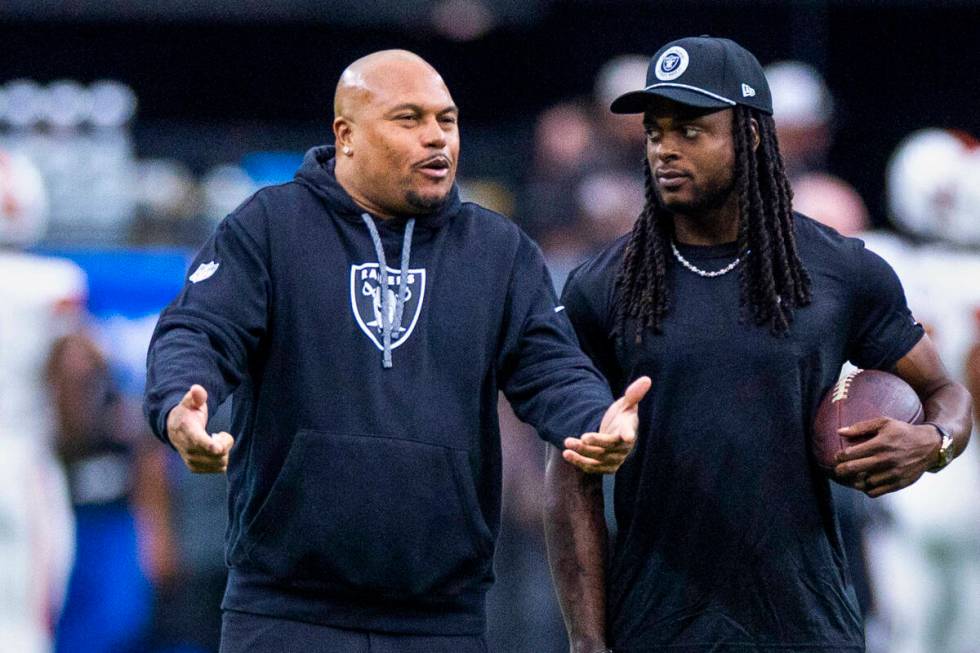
xmin=846 ymin=243 xmax=924 ymax=370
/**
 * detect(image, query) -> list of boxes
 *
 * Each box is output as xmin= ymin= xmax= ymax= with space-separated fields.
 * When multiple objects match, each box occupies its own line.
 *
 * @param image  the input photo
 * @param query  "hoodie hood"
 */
xmin=294 ymin=145 xmax=462 ymax=229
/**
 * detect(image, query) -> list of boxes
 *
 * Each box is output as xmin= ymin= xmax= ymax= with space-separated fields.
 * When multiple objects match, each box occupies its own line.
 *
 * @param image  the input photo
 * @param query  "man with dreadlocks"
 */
xmin=544 ymin=37 xmax=972 ymax=652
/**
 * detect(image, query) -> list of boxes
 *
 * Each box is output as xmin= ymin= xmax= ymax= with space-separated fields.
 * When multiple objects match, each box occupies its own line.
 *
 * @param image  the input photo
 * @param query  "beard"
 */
xmin=654 ymin=172 xmax=736 ymax=218
xmin=405 ymin=187 xmax=450 ymax=213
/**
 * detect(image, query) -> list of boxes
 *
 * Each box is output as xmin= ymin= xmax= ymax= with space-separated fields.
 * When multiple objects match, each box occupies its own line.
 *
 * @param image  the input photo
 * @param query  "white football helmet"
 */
xmin=0 ymin=149 xmax=49 ymax=247
xmin=887 ymin=128 xmax=980 ymax=246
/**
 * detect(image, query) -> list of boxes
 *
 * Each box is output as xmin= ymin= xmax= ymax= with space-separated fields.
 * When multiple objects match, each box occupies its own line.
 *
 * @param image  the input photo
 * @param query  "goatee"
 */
xmin=405 ymin=190 xmax=449 ymax=213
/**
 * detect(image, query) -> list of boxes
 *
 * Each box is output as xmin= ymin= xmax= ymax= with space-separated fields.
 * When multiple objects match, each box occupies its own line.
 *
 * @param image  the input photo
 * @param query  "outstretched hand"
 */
xmin=166 ymin=384 xmax=235 ymax=473
xmin=563 ymin=376 xmax=652 ymax=474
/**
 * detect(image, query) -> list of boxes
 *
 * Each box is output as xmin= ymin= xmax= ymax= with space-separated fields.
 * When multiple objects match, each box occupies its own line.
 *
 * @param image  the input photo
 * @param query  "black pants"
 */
xmin=219 ymin=611 xmax=489 ymax=653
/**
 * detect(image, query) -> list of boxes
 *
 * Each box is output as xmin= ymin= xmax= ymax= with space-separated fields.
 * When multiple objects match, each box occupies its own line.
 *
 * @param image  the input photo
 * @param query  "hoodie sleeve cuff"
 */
xmin=155 ymin=394 xmax=183 ymax=451
xmin=541 ymin=405 xmax=607 ymax=451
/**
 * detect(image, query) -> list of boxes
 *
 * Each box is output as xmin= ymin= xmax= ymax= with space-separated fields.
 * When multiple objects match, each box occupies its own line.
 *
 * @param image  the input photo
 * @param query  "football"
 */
xmin=811 ymin=368 xmax=924 ymax=474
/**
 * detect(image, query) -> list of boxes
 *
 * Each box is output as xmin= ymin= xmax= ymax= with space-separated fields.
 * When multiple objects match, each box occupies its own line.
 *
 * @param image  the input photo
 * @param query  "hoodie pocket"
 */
xmin=243 ymin=429 xmax=493 ymax=597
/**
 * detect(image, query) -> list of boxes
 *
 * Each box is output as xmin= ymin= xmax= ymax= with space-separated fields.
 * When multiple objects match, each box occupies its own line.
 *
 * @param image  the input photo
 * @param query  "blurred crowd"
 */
xmin=1 ymin=52 xmax=978 ymax=653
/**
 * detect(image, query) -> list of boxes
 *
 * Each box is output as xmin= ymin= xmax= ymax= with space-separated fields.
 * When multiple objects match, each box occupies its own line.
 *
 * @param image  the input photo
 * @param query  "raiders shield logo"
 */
xmin=655 ymin=45 xmax=689 ymax=81
xmin=350 ymin=262 xmax=426 ymax=351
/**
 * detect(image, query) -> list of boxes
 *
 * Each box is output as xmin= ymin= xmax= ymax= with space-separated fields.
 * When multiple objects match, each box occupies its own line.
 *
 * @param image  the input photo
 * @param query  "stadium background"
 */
xmin=4 ymin=1 xmax=979 ymax=221
xmin=1 ymin=2 xmax=978 ymax=652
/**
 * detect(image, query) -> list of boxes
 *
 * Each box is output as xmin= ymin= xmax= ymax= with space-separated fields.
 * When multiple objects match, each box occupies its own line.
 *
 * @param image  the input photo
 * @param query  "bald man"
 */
xmin=144 ymin=50 xmax=650 ymax=652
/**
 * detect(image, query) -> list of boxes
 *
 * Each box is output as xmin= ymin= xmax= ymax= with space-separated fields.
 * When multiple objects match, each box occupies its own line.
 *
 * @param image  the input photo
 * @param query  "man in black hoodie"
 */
xmin=145 ymin=50 xmax=649 ymax=652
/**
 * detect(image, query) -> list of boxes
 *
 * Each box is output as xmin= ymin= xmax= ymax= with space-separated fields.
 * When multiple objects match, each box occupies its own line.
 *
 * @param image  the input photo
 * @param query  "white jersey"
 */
xmin=858 ymin=233 xmax=980 ymax=653
xmin=857 ymin=233 xmax=980 ymax=533
xmin=0 ymin=249 xmax=85 ymax=653
xmin=0 ymin=250 xmax=86 ymax=439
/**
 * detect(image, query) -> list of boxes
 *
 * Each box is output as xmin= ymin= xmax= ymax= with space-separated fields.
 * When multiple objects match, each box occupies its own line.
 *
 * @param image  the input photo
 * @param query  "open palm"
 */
xmin=562 ymin=376 xmax=651 ymax=474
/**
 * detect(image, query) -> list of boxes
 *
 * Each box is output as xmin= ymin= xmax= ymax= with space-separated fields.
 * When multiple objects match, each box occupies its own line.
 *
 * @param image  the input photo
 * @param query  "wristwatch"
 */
xmin=925 ymin=422 xmax=954 ymax=472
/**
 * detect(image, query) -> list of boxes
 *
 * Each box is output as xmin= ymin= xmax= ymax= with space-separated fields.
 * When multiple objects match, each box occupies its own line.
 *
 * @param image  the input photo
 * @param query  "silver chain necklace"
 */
xmin=670 ymin=240 xmax=744 ymax=278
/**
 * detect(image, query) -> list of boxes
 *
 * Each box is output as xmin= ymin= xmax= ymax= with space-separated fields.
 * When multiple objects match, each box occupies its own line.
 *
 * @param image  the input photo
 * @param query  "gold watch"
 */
xmin=925 ymin=422 xmax=954 ymax=472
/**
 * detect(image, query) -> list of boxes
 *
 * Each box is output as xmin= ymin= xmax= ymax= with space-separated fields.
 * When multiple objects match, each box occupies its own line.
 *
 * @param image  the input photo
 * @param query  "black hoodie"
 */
xmin=144 ymin=146 xmax=614 ymax=634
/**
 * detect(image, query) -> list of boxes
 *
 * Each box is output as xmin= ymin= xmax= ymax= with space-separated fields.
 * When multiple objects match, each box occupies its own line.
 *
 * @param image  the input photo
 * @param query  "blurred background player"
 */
xmin=858 ymin=128 xmax=980 ymax=653
xmin=763 ymin=60 xmax=834 ymax=180
xmin=520 ymin=55 xmax=648 ymax=292
xmin=49 ymin=333 xmax=178 ymax=653
xmin=0 ymin=76 xmax=258 ymax=653
xmin=0 ymin=148 xmax=83 ymax=652
xmin=764 ymin=59 xmax=871 ymax=236
xmin=0 ymin=113 xmax=180 ymax=652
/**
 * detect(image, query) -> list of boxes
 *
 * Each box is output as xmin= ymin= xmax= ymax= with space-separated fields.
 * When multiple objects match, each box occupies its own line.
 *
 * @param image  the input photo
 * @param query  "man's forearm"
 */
xmin=544 ymin=446 xmax=609 ymax=653
xmin=921 ymin=380 xmax=973 ymax=459
xmin=893 ymin=339 xmax=974 ymax=462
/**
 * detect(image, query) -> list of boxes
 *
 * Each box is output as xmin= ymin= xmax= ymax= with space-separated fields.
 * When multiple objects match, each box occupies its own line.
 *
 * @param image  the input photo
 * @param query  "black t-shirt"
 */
xmin=561 ymin=215 xmax=924 ymax=652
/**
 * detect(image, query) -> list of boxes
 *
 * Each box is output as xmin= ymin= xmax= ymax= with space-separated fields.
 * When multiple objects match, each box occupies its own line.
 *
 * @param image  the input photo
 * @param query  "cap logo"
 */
xmin=741 ymin=83 xmax=756 ymax=98
xmin=655 ymin=46 xmax=690 ymax=81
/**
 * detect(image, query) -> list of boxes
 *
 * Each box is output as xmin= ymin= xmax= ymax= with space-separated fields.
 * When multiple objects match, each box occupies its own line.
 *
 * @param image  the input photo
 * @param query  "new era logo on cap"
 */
xmin=741 ymin=83 xmax=756 ymax=97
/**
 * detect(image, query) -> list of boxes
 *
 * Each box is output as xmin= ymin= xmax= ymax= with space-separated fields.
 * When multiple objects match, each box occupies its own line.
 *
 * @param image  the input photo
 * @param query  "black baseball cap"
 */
xmin=610 ymin=36 xmax=773 ymax=115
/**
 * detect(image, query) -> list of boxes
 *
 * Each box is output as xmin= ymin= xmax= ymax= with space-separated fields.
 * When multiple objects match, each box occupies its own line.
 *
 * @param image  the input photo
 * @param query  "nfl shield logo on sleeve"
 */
xmin=350 ymin=263 xmax=426 ymax=351
xmin=189 ymin=261 xmax=220 ymax=283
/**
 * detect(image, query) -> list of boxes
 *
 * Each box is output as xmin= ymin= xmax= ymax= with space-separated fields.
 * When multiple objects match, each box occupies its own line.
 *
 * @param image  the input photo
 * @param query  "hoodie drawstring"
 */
xmin=361 ymin=213 xmax=415 ymax=368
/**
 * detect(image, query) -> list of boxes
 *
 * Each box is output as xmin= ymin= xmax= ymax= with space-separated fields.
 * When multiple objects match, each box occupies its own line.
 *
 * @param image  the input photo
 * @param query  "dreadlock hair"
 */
xmin=614 ymin=104 xmax=811 ymax=342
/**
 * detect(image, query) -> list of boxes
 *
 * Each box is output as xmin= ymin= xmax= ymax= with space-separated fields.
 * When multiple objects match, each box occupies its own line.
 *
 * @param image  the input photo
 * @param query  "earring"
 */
xmin=343 ymin=146 xmax=352 ymax=155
